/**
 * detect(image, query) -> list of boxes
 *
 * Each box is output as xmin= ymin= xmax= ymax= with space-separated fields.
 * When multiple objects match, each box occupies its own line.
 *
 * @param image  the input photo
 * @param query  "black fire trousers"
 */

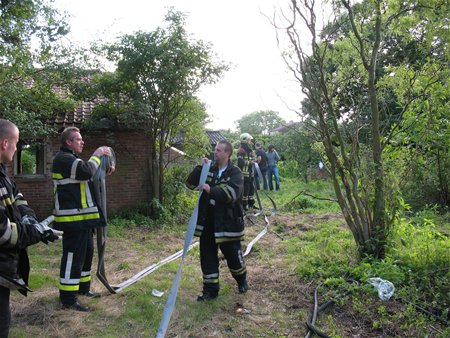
xmin=199 ymin=210 xmax=247 ymax=295
xmin=59 ymin=229 xmax=94 ymax=305
xmin=242 ymin=176 xmax=255 ymax=210
xmin=0 ymin=286 xmax=10 ymax=338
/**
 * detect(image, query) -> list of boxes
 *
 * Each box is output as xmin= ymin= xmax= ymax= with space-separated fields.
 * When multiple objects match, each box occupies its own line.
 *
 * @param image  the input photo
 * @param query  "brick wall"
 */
xmin=12 ymin=130 xmax=152 ymax=220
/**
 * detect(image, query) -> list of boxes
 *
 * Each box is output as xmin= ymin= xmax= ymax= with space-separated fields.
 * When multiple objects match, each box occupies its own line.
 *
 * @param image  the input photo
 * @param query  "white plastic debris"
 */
xmin=151 ymin=289 xmax=164 ymax=297
xmin=367 ymin=277 xmax=395 ymax=301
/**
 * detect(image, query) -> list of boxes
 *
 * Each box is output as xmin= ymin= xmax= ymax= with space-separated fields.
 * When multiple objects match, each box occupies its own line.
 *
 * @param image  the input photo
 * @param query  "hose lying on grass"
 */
xmin=305 ymin=280 xmax=358 ymax=338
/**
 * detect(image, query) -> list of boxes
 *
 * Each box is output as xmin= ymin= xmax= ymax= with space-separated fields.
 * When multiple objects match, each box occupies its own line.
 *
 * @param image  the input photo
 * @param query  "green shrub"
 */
xmin=21 ymin=148 xmax=36 ymax=174
xmin=283 ymin=196 xmax=314 ymax=211
xmin=163 ymin=164 xmax=197 ymax=216
xmin=278 ymin=160 xmax=302 ymax=179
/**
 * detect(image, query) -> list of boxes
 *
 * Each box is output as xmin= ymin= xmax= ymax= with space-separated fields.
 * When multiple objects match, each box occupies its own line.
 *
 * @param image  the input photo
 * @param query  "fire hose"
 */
xmin=156 ymin=159 xmax=211 ymax=338
xmin=92 ymin=148 xmax=118 ymax=294
xmin=243 ymin=163 xmax=277 ymax=256
xmin=89 ymin=155 xmax=278 ymax=337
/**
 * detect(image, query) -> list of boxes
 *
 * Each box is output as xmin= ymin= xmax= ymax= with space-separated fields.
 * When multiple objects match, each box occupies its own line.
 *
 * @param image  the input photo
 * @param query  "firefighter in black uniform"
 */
xmin=186 ymin=140 xmax=248 ymax=301
xmin=237 ymin=133 xmax=256 ymax=211
xmin=52 ymin=126 xmax=114 ymax=311
xmin=0 ymin=119 xmax=60 ymax=337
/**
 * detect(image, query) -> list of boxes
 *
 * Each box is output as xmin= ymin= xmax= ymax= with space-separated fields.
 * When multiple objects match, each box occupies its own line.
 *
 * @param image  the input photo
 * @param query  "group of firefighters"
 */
xmin=0 ymin=117 xmax=277 ymax=337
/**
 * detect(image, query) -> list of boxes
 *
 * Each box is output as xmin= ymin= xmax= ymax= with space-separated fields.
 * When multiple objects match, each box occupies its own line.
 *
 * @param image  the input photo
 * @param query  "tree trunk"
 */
xmin=365 ymin=2 xmax=386 ymax=258
xmin=158 ymin=134 xmax=165 ymax=203
xmin=280 ymin=0 xmax=390 ymax=259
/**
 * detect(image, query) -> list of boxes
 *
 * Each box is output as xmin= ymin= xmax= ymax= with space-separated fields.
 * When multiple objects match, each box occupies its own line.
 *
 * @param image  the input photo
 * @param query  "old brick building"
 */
xmin=9 ymin=104 xmax=153 ymax=220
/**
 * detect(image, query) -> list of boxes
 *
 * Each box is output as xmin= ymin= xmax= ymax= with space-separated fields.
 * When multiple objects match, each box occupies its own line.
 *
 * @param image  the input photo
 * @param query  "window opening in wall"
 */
xmin=14 ymin=141 xmax=45 ymax=176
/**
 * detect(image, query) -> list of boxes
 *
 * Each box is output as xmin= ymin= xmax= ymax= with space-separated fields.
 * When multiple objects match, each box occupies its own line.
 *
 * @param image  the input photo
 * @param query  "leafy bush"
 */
xmin=278 ymin=160 xmax=303 ymax=179
xmin=385 ymin=145 xmax=449 ymax=211
xmin=21 ymin=148 xmax=36 ymax=174
xmin=163 ymin=163 xmax=197 ymax=216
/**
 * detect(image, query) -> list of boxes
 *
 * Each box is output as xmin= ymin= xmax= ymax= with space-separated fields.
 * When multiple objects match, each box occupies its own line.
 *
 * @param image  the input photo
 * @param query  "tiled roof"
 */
xmin=171 ymin=130 xmax=225 ymax=146
xmin=206 ymin=130 xmax=226 ymax=145
xmin=53 ymin=101 xmax=93 ymax=128
xmin=50 ymin=99 xmax=227 ymax=144
xmin=268 ymin=121 xmax=301 ymax=134
xmin=51 ymin=98 xmax=106 ymax=130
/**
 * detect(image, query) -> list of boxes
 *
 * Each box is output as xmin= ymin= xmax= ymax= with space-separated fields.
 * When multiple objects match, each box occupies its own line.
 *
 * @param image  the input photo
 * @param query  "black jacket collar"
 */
xmin=60 ymin=146 xmax=78 ymax=158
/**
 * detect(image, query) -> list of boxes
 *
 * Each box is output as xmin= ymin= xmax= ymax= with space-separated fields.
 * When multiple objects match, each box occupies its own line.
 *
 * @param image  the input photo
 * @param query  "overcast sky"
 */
xmin=53 ymin=0 xmax=302 ymax=131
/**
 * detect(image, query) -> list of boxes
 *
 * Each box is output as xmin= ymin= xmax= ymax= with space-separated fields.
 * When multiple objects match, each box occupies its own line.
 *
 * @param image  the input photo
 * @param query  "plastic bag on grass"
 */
xmin=367 ymin=277 xmax=395 ymax=301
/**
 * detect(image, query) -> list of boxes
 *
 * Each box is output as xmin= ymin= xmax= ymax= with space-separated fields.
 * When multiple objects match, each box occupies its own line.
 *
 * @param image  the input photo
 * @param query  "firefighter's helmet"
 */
xmin=240 ymin=133 xmax=253 ymax=143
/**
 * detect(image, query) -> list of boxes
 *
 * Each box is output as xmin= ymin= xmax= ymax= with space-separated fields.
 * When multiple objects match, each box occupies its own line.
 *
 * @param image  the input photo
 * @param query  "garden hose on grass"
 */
xmin=242 ymin=163 xmax=278 ymax=256
xmin=305 ymin=280 xmax=358 ymax=338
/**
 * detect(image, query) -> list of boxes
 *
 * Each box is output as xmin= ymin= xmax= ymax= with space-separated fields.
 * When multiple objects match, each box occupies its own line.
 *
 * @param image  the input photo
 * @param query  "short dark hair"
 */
xmin=218 ymin=140 xmax=233 ymax=158
xmin=61 ymin=127 xmax=80 ymax=146
xmin=0 ymin=119 xmax=18 ymax=140
xmin=268 ymin=144 xmax=275 ymax=150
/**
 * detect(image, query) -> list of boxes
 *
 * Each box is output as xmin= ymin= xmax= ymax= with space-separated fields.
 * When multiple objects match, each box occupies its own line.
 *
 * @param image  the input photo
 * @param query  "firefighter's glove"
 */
xmin=22 ymin=215 xmax=62 ymax=244
xmin=36 ymin=223 xmax=63 ymax=244
xmin=41 ymin=228 xmax=62 ymax=244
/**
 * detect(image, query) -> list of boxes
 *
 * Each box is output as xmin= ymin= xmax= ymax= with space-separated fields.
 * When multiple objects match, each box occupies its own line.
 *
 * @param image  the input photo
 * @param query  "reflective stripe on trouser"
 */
xmin=59 ymin=229 xmax=94 ymax=305
xmin=200 ymin=214 xmax=247 ymax=294
xmin=243 ymin=177 xmax=254 ymax=208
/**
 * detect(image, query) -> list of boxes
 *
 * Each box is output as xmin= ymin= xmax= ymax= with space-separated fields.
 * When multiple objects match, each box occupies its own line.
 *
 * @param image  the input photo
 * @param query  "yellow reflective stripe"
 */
xmin=80 ymin=275 xmax=91 ymax=283
xmin=3 ymin=197 xmax=12 ymax=206
xmin=230 ymin=267 xmax=246 ymax=275
xmin=216 ymin=236 xmax=244 ymax=243
xmin=55 ymin=206 xmax=98 ymax=216
xmin=59 ymin=284 xmax=79 ymax=291
xmin=232 ymin=269 xmax=246 ymax=276
xmin=90 ymin=156 xmax=101 ymax=166
xmin=219 ymin=186 xmax=232 ymax=202
xmin=54 ymin=213 xmax=100 ymax=223
xmin=203 ymin=279 xmax=219 ymax=284
xmin=52 ymin=173 xmax=63 ymax=179
xmin=53 ymin=178 xmax=82 ymax=185
xmin=10 ymin=222 xmax=18 ymax=246
xmin=80 ymin=182 xmax=88 ymax=209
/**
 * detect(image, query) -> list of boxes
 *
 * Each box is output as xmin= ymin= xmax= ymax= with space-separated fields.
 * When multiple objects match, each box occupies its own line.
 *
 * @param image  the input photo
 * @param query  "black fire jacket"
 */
xmin=0 ymin=163 xmax=42 ymax=295
xmin=186 ymin=160 xmax=245 ymax=243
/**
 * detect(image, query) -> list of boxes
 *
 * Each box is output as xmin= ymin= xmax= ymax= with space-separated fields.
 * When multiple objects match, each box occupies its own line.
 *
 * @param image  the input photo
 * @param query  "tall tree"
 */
xmin=379 ymin=0 xmax=450 ymax=210
xmin=0 ymin=0 xmax=70 ymax=140
xmin=235 ymin=110 xmax=286 ymax=136
xmin=275 ymin=0 xmax=448 ymax=258
xmin=92 ymin=9 xmax=228 ymax=205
